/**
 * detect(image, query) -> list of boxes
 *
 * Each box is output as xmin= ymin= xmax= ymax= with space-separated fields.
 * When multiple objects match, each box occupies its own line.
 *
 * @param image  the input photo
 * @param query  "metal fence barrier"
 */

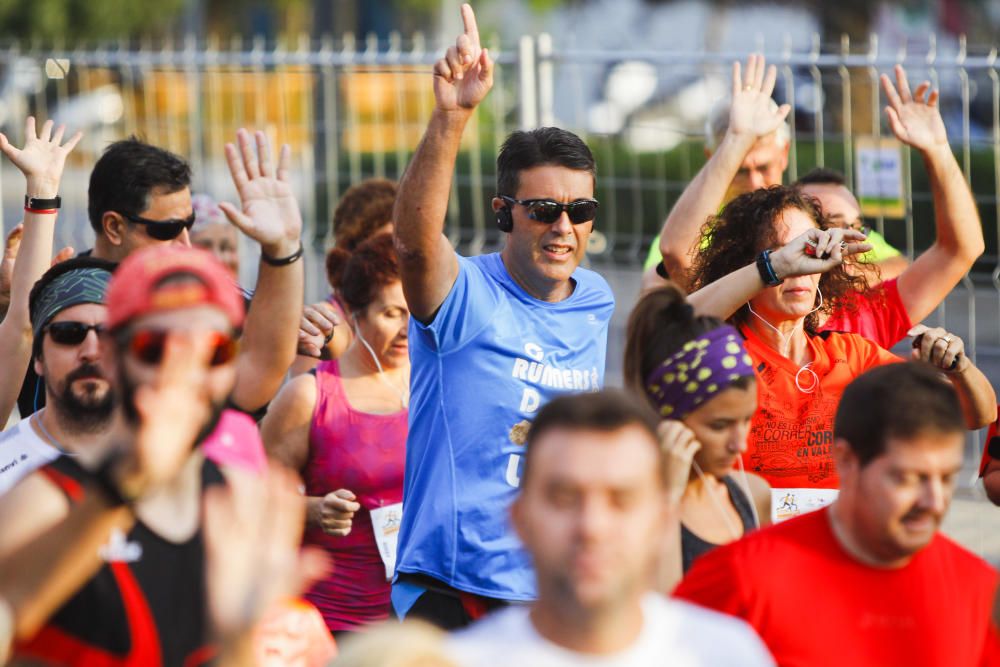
xmin=0 ymin=31 xmax=998 ymax=555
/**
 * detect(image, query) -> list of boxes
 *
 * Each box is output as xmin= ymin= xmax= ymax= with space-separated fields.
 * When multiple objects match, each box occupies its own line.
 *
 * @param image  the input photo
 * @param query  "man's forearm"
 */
xmin=0 ymin=184 xmax=58 ymax=425
xmin=231 ymin=256 xmax=304 ymax=412
xmin=394 ymin=108 xmax=471 ymax=261
xmin=922 ymin=143 xmax=984 ymax=262
xmin=393 ymin=108 xmax=468 ymax=320
xmin=659 ymin=132 xmax=754 ymax=291
xmin=947 ymin=363 xmax=997 ymax=430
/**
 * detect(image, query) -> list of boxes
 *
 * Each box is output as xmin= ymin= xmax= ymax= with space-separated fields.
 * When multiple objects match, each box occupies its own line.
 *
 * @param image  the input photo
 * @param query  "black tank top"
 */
xmin=14 ymin=454 xmax=224 ymax=667
xmin=680 ymin=475 xmax=758 ymax=573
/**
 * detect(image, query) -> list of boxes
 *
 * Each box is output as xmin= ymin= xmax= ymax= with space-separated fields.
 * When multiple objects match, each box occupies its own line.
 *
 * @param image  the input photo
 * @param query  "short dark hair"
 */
xmin=88 ymin=137 xmax=191 ymax=233
xmin=496 ymin=127 xmax=596 ymax=197
xmin=835 ymin=362 xmax=965 ymax=467
xmin=794 ymin=167 xmax=846 ymax=188
xmin=29 ymin=256 xmax=117 ymax=359
xmin=523 ymin=389 xmax=662 ymax=486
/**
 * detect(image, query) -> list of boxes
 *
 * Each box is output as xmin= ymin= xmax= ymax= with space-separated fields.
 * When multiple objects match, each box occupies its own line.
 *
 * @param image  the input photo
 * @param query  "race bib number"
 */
xmin=771 ymin=488 xmax=838 ymax=523
xmin=369 ymin=502 xmax=403 ymax=581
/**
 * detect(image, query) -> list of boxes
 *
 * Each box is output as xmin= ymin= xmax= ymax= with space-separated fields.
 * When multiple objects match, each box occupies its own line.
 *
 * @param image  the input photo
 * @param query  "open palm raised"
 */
xmin=728 ymin=54 xmax=791 ymax=140
xmin=218 ymin=129 xmax=303 ymax=257
xmin=433 ymin=4 xmax=494 ymax=112
xmin=0 ymin=116 xmax=82 ymax=193
xmin=881 ymin=65 xmax=948 ymax=151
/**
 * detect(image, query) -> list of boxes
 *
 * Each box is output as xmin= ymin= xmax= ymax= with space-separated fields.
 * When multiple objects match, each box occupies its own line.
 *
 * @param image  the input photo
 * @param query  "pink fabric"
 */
xmin=820 ymin=278 xmax=911 ymax=349
xmin=302 ymin=360 xmax=407 ymax=632
xmin=202 ymin=409 xmax=267 ymax=474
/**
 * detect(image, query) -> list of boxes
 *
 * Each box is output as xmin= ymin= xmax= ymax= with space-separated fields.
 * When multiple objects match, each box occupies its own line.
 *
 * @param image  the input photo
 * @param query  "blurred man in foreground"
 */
xmin=447 ymin=390 xmax=774 ymax=666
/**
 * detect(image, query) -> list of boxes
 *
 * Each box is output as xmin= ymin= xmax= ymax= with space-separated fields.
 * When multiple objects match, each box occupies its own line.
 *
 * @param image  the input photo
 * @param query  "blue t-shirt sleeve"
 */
xmin=413 ymin=255 xmax=500 ymax=352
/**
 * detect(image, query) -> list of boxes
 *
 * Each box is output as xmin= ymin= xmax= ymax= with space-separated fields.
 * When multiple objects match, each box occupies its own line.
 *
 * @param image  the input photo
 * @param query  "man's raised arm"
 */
xmin=218 ymin=129 xmax=304 ymax=413
xmin=658 ymin=54 xmax=789 ymax=291
xmin=881 ymin=66 xmax=985 ymax=325
xmin=393 ymin=3 xmax=493 ymax=323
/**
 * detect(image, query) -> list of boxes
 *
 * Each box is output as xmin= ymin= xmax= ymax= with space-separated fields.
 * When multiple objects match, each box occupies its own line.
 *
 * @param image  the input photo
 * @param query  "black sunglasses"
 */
xmin=45 ymin=321 xmax=106 ymax=345
xmin=118 ymin=211 xmax=196 ymax=241
xmin=499 ymin=195 xmax=599 ymax=225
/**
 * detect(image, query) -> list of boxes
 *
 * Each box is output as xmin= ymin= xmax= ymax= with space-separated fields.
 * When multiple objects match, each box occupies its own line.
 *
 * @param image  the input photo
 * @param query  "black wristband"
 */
xmin=756 ymin=250 xmax=784 ymax=287
xmin=261 ymin=241 xmax=303 ymax=267
xmin=24 ymin=195 xmax=61 ymax=210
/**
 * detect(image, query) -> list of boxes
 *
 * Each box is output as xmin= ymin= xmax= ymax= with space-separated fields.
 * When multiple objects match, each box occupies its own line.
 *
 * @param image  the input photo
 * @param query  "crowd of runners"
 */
xmin=0 ymin=4 xmax=998 ymax=666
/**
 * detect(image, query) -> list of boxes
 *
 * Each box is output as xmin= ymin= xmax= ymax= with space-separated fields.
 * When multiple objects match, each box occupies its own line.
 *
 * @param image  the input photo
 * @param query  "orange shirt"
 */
xmin=741 ymin=325 xmax=900 ymax=489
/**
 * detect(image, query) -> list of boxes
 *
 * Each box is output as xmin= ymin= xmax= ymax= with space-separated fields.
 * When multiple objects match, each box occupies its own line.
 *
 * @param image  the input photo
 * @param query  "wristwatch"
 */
xmin=24 ymin=195 xmax=62 ymax=210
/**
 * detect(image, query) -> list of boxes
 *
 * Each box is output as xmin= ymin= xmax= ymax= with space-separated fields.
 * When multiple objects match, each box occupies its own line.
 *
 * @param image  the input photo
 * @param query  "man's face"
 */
xmin=799 ymin=183 xmax=866 ymax=233
xmin=839 ymin=431 xmax=964 ymax=564
xmin=748 ymin=206 xmax=820 ymax=323
xmin=107 ymin=304 xmax=236 ymax=437
xmin=495 ymin=165 xmax=594 ymax=299
xmin=512 ymin=424 xmax=667 ymax=613
xmin=35 ymin=302 xmax=113 ymax=426
xmin=118 ymin=187 xmax=194 ymax=257
xmin=724 ymin=134 xmax=789 ymax=201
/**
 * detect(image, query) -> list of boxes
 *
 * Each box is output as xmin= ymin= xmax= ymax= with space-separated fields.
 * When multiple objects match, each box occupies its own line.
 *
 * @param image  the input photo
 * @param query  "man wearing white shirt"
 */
xmin=447 ymin=390 xmax=773 ymax=667
xmin=0 ymin=258 xmax=114 ymax=495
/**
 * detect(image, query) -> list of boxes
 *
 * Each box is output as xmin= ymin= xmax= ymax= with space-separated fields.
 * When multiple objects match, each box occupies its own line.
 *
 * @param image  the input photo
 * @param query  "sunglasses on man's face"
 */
xmin=118 ymin=211 xmax=197 ymax=241
xmin=499 ymin=195 xmax=599 ymax=225
xmin=124 ymin=329 xmax=239 ymax=367
xmin=45 ymin=321 xmax=106 ymax=346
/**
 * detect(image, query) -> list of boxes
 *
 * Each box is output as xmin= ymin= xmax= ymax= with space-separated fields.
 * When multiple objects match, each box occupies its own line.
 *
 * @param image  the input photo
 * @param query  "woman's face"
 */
xmin=683 ymin=383 xmax=758 ymax=479
xmin=191 ymin=223 xmax=240 ymax=278
xmin=354 ymin=280 xmax=409 ymax=370
xmin=748 ymin=206 xmax=820 ymax=323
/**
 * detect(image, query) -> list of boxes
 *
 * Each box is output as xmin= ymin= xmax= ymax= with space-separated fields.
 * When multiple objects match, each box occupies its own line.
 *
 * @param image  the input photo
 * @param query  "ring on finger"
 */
xmin=942 ymin=335 xmax=953 ymax=345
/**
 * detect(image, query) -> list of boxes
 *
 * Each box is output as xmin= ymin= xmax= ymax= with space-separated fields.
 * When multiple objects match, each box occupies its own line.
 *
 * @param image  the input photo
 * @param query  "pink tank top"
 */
xmin=302 ymin=359 xmax=408 ymax=631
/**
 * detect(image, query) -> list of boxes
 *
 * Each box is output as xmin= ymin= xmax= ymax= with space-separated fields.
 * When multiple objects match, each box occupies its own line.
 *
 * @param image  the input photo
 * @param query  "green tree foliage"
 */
xmin=0 ymin=0 xmax=187 ymax=41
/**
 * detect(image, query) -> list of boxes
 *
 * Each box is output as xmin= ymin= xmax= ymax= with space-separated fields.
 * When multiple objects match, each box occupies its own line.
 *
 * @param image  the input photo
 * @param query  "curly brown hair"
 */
xmin=689 ymin=185 xmax=870 ymax=333
xmin=332 ymin=178 xmax=397 ymax=252
xmin=325 ymin=232 xmax=400 ymax=313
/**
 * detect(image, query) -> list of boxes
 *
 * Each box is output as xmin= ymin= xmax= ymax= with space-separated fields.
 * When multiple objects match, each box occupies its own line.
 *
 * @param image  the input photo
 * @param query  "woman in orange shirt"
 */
xmin=686 ymin=186 xmax=994 ymax=520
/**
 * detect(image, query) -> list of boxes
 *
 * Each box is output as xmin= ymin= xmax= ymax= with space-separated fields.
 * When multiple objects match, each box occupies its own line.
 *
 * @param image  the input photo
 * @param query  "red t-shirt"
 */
xmin=820 ymin=278 xmax=911 ymax=349
xmin=674 ymin=508 xmax=1000 ymax=667
xmin=742 ymin=326 xmax=900 ymax=489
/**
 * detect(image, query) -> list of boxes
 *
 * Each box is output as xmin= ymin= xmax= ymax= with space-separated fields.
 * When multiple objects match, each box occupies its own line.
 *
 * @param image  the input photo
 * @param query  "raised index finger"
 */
xmin=461 ymin=3 xmax=481 ymax=49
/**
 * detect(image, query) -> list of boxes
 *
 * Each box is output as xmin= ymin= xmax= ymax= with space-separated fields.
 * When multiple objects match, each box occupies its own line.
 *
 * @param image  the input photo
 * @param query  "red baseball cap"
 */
xmin=106 ymin=246 xmax=245 ymax=331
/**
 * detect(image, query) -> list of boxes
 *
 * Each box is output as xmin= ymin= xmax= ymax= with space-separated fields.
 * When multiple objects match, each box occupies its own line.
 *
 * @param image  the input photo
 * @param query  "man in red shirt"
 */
xmin=674 ymin=361 xmax=1000 ymax=667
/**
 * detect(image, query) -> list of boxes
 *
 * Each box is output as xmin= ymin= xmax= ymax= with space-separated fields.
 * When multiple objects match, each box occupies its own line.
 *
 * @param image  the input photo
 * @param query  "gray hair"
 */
xmin=704 ymin=97 xmax=791 ymax=151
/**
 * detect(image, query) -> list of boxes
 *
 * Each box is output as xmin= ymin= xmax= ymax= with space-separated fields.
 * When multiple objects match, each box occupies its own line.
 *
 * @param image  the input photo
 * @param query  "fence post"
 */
xmin=518 ymin=35 xmax=537 ymax=129
xmin=537 ymin=33 xmax=554 ymax=127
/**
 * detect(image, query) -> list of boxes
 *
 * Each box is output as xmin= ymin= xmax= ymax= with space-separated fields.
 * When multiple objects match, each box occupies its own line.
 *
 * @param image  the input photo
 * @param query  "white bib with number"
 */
xmin=771 ymin=488 xmax=838 ymax=523
xmin=369 ymin=502 xmax=403 ymax=581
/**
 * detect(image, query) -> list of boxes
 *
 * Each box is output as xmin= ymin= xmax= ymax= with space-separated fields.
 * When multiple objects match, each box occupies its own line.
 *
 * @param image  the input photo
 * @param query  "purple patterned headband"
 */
xmin=645 ymin=325 xmax=756 ymax=419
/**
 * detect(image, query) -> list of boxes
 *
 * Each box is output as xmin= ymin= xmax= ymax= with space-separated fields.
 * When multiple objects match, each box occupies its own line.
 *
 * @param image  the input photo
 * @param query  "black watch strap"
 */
xmin=261 ymin=241 xmax=304 ymax=267
xmin=756 ymin=250 xmax=784 ymax=287
xmin=24 ymin=195 xmax=61 ymax=210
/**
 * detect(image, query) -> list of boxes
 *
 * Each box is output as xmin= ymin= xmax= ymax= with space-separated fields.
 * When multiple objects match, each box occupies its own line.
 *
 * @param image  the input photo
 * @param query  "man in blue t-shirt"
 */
xmin=390 ymin=4 xmax=614 ymax=628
